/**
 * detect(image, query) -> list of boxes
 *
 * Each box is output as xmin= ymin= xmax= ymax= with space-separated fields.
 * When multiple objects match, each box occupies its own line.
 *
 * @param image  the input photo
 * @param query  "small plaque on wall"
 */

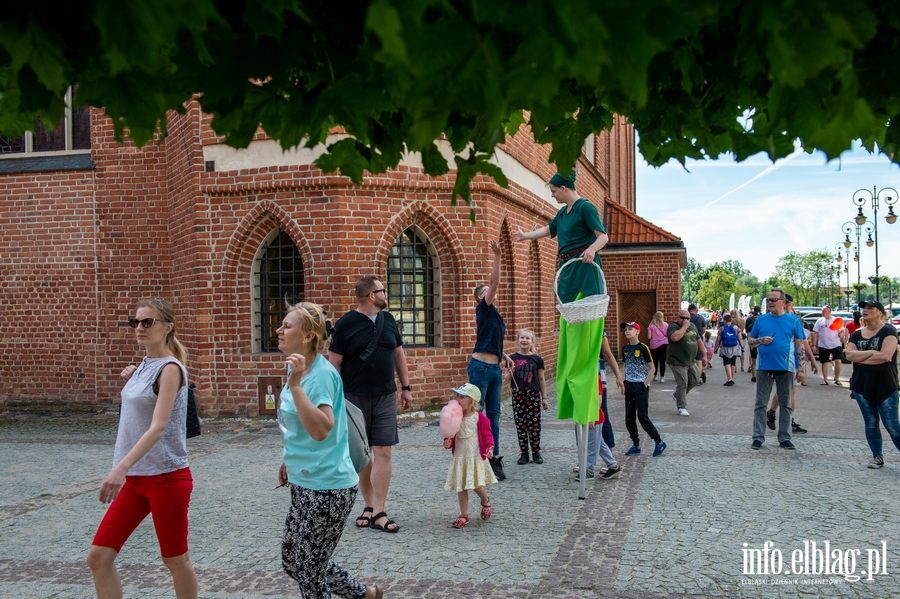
xmin=258 ymin=377 xmax=282 ymax=416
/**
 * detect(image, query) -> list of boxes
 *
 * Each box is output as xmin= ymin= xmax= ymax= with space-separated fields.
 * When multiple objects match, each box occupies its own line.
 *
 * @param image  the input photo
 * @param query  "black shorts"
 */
xmin=345 ymin=392 xmax=399 ymax=447
xmin=722 ymin=355 xmax=737 ymax=366
xmin=750 ymin=346 xmax=758 ymax=359
xmin=818 ymin=347 xmax=843 ymax=363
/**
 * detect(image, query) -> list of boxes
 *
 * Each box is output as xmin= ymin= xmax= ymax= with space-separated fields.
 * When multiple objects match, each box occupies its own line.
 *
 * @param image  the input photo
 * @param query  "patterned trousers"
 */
xmin=282 ymin=484 xmax=367 ymax=599
xmin=512 ymin=388 xmax=542 ymax=454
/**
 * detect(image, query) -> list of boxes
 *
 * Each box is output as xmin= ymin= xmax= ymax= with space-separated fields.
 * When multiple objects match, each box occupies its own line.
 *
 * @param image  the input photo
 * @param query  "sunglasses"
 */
xmin=371 ymin=289 xmax=386 ymax=295
xmin=765 ymin=298 xmax=783 ymax=303
xmin=127 ymin=318 xmax=165 ymax=329
xmin=678 ymin=316 xmax=690 ymax=320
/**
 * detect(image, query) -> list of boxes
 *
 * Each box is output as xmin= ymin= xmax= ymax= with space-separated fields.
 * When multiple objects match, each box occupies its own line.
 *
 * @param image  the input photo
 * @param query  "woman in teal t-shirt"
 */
xmin=513 ymin=171 xmax=608 ymax=426
xmin=276 ymin=301 xmax=382 ymax=599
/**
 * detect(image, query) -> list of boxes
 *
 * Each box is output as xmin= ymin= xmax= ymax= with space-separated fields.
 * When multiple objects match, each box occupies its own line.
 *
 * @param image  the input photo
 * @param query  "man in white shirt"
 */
xmin=810 ymin=305 xmax=848 ymax=386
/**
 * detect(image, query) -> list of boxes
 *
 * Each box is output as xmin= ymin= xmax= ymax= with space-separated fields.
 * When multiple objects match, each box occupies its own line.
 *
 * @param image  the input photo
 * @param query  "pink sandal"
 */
xmin=452 ymin=514 xmax=469 ymax=528
xmin=480 ymin=500 xmax=492 ymax=520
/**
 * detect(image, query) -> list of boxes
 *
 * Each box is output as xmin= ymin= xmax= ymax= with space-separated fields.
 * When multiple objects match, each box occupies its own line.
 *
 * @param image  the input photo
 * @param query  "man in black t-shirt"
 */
xmin=329 ymin=276 xmax=412 ymax=534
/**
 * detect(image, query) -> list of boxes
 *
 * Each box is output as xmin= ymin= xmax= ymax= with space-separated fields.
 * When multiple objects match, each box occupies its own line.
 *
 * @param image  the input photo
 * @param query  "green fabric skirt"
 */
xmin=556 ymin=303 xmax=604 ymax=425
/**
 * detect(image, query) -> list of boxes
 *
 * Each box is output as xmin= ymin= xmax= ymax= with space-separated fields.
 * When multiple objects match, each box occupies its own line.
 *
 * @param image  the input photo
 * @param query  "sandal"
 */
xmin=355 ymin=507 xmax=374 ymax=528
xmin=480 ymin=499 xmax=492 ymax=520
xmin=820 ymin=381 xmax=829 ymax=386
xmin=370 ymin=511 xmax=399 ymax=533
xmin=834 ymin=380 xmax=843 ymax=386
xmin=453 ymin=514 xmax=470 ymax=529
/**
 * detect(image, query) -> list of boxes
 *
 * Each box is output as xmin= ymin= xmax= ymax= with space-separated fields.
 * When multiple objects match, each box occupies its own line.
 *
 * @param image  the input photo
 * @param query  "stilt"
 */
xmin=576 ymin=422 xmax=589 ymax=499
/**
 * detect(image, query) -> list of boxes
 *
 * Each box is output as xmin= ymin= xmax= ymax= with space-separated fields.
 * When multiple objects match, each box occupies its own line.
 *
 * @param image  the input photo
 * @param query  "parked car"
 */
xmin=800 ymin=311 xmax=854 ymax=330
xmin=890 ymin=307 xmax=900 ymax=326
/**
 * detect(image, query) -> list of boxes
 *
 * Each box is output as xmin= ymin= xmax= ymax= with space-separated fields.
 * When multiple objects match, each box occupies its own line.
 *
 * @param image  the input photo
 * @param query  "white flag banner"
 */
xmin=729 ymin=293 xmax=735 ymax=311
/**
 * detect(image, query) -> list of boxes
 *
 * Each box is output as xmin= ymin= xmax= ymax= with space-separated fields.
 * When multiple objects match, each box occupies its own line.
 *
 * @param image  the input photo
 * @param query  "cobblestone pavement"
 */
xmin=2 ymin=363 xmax=898 ymax=598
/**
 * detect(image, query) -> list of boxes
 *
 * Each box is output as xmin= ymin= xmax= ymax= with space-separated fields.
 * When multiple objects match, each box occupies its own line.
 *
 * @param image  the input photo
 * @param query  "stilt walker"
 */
xmin=513 ymin=171 xmax=610 ymax=498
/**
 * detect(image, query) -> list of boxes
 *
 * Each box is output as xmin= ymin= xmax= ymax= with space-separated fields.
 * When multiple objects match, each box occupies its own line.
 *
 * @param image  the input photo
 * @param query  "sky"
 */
xmin=634 ymin=142 xmax=900 ymax=286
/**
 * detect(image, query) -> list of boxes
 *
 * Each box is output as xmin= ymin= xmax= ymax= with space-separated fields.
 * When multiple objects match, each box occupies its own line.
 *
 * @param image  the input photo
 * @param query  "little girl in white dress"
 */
xmin=443 ymin=383 xmax=497 ymax=528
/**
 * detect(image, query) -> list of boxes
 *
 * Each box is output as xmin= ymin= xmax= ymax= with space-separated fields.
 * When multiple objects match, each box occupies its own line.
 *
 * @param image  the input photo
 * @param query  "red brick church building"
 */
xmin=0 ymin=102 xmax=685 ymax=415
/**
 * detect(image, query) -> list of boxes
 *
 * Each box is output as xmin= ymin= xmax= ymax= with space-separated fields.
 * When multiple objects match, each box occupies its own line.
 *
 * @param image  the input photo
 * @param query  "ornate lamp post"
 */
xmin=834 ymin=242 xmax=850 ymax=308
xmin=842 ymin=221 xmax=872 ymax=304
xmin=852 ymin=186 xmax=899 ymax=302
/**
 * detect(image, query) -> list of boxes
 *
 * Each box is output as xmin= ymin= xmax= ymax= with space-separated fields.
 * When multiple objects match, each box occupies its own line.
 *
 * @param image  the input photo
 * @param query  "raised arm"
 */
xmin=483 ymin=240 xmax=501 ymax=305
xmin=512 ymin=226 xmax=550 ymax=243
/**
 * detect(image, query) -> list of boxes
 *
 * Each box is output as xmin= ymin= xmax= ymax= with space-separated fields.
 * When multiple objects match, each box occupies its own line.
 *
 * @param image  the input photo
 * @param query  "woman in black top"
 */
xmin=845 ymin=300 xmax=900 ymax=469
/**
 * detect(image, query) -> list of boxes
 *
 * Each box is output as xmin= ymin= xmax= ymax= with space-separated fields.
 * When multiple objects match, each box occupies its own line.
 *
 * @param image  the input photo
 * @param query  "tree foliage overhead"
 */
xmin=3 ymin=0 xmax=900 ymax=205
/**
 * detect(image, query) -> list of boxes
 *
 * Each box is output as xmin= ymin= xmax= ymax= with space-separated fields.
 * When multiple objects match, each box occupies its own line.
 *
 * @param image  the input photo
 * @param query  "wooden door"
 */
xmin=617 ymin=291 xmax=657 ymax=352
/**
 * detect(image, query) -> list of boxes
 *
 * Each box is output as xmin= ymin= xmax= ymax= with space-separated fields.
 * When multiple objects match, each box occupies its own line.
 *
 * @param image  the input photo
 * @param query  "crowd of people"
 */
xmin=87 ymin=168 xmax=897 ymax=599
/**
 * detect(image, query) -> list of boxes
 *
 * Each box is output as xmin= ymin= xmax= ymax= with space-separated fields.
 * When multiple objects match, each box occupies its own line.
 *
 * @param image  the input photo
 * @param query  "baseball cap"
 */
xmin=619 ymin=321 xmax=641 ymax=331
xmin=451 ymin=383 xmax=482 ymax=402
xmin=784 ymin=294 xmax=793 ymax=303
xmin=859 ymin=300 xmax=886 ymax=314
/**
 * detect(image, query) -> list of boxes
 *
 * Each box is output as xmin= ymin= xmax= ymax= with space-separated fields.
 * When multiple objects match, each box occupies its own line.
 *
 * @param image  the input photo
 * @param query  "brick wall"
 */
xmin=0 ymin=104 xmax=678 ymax=415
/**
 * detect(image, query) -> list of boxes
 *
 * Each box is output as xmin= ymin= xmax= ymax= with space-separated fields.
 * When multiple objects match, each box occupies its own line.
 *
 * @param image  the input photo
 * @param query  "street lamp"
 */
xmin=841 ymin=222 xmax=871 ymax=304
xmin=834 ymin=242 xmax=851 ymax=308
xmin=852 ymin=186 xmax=899 ymax=302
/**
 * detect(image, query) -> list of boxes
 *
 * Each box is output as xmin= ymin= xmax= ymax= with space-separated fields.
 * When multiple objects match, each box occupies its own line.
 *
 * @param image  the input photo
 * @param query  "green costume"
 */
xmin=549 ymin=196 xmax=606 ymax=425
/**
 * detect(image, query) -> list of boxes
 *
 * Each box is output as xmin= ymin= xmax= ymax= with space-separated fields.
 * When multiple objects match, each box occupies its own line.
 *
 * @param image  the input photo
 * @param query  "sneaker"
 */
xmin=751 ymin=439 xmax=763 ymax=450
xmin=517 ymin=453 xmax=529 ymax=465
xmin=652 ymin=441 xmax=667 ymax=457
xmin=532 ymin=452 xmax=543 ymax=464
xmin=624 ymin=445 xmax=641 ymax=455
xmin=791 ymin=420 xmax=807 ymax=434
xmin=868 ymin=456 xmax=884 ymax=469
xmin=779 ymin=440 xmax=796 ymax=450
xmin=678 ymin=408 xmax=689 ymax=417
xmin=724 ymin=380 xmax=735 ymax=386
xmin=700 ymin=371 xmax=707 ymax=384
xmin=659 ymin=378 xmax=665 ymax=383
xmin=766 ymin=410 xmax=776 ymax=431
xmin=574 ymin=470 xmax=595 ymax=480
xmin=489 ymin=456 xmax=506 ymax=480
xmin=751 ymin=376 xmax=757 ymax=382
xmin=601 ymin=465 xmax=621 ymax=479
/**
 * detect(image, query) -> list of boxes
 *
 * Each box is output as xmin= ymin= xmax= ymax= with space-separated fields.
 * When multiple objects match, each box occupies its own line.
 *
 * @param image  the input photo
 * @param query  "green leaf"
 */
xmin=315 ymin=138 xmax=370 ymax=183
xmin=365 ymin=0 xmax=409 ymax=66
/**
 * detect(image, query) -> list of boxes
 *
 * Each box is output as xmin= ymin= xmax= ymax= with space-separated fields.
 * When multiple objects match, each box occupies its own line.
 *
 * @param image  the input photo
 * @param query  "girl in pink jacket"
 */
xmin=443 ymin=383 xmax=497 ymax=528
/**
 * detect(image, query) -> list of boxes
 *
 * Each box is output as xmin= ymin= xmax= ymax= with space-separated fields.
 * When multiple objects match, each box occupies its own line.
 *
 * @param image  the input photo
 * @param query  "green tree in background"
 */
xmin=696 ymin=270 xmax=752 ymax=312
xmin=773 ymin=249 xmax=834 ymax=305
xmin=3 ymin=1 xmax=900 ymax=208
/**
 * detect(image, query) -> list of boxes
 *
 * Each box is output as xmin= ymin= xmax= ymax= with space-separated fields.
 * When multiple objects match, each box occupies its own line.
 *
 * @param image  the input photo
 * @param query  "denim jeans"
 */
xmin=468 ymin=357 xmax=503 ymax=455
xmin=586 ymin=424 xmax=616 ymax=472
xmin=753 ymin=371 xmax=793 ymax=443
xmin=852 ymin=391 xmax=900 ymax=458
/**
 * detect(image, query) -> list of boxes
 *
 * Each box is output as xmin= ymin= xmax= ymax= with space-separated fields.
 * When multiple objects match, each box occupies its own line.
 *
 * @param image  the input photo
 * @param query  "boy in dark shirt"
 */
xmin=620 ymin=322 xmax=666 ymax=457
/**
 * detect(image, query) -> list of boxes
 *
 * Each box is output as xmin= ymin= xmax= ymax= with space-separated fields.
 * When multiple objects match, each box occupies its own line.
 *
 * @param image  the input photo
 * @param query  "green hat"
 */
xmin=548 ymin=171 xmax=576 ymax=189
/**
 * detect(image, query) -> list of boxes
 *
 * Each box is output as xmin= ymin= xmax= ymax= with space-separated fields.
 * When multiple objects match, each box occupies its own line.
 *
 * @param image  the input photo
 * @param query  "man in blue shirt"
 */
xmin=748 ymin=288 xmax=818 ymax=449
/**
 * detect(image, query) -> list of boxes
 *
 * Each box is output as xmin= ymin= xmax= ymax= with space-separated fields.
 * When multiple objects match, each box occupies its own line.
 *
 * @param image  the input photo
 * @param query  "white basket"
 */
xmin=554 ymin=258 xmax=609 ymax=325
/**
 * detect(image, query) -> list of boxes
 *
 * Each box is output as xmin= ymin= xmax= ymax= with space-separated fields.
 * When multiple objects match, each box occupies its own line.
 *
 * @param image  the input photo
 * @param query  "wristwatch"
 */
xmin=401 ymin=385 xmax=412 ymax=392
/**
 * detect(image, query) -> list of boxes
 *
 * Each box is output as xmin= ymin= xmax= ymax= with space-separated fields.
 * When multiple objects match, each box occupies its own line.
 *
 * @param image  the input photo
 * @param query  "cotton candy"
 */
xmin=440 ymin=399 xmax=463 ymax=439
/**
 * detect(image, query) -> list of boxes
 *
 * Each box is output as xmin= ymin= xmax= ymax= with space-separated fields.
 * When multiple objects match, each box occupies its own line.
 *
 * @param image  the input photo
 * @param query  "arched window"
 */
xmin=253 ymin=229 xmax=305 ymax=352
xmin=386 ymin=227 xmax=440 ymax=347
